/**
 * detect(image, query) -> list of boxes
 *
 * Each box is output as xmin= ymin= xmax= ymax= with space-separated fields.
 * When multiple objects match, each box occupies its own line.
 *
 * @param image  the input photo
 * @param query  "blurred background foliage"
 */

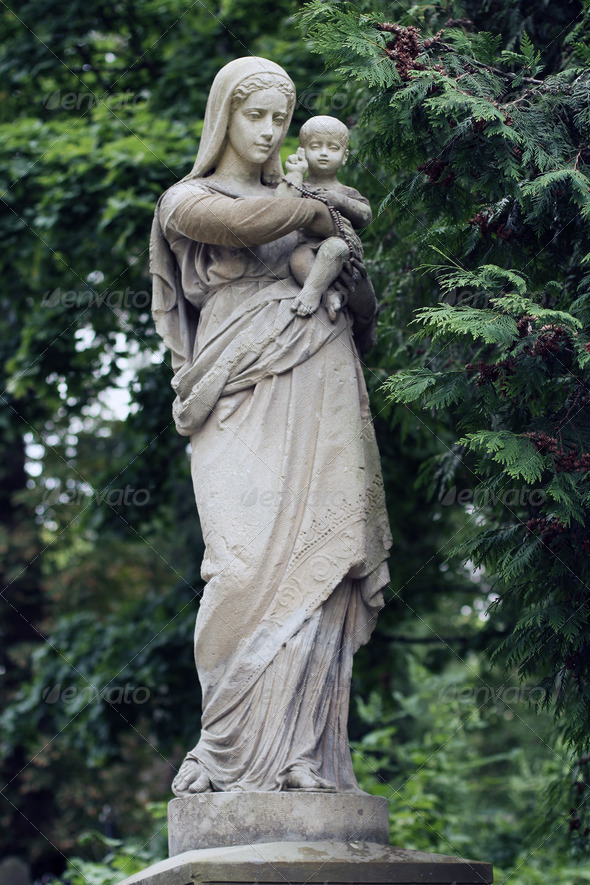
xmin=0 ymin=1 xmax=588 ymax=883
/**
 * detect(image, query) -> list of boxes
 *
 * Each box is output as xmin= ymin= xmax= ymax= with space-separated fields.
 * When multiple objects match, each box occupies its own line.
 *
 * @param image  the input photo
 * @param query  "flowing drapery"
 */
xmin=150 ymin=61 xmax=391 ymax=790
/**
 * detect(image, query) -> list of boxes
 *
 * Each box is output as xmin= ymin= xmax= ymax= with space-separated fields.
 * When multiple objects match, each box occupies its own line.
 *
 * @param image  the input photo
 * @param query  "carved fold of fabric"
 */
xmin=171 ymin=279 xmax=344 ymax=436
xmin=187 ymin=578 xmax=362 ymax=792
xmin=153 ymin=177 xmax=392 ymax=792
xmin=184 ymin=304 xmax=391 ymax=789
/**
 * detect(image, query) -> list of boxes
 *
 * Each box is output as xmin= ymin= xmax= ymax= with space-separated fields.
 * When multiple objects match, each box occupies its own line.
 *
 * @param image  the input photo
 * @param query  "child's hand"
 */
xmin=285 ymin=147 xmax=308 ymax=177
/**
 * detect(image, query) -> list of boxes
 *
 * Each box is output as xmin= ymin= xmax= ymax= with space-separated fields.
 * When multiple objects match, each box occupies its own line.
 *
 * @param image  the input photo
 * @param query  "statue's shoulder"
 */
xmin=161 ymin=178 xmax=215 ymax=204
xmin=157 ymin=179 xmax=222 ymax=230
xmin=160 ymin=178 xmax=242 ymax=216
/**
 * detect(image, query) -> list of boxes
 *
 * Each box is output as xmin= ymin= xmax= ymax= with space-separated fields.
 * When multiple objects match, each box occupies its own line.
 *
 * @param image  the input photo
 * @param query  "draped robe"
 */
xmin=151 ymin=179 xmax=392 ymax=792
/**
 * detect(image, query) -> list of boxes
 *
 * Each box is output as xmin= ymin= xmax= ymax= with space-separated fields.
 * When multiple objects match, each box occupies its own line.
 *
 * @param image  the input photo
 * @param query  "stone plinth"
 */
xmin=118 ymin=840 xmax=493 ymax=885
xmin=168 ymin=792 xmax=389 ymax=856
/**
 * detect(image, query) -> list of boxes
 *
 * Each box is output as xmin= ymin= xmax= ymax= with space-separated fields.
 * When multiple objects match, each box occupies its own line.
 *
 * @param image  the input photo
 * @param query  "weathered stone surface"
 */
xmin=118 ymin=840 xmax=493 ymax=885
xmin=151 ymin=56 xmax=392 ymax=797
xmin=168 ymin=791 xmax=389 ymax=856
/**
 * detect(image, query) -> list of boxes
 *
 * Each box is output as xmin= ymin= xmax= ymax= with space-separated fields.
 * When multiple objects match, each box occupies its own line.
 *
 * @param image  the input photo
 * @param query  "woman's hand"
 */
xmin=309 ymin=187 xmax=342 ymax=209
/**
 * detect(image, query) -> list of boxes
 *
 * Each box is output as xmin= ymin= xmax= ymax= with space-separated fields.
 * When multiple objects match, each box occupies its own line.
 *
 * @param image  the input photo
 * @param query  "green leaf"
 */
xmin=459 ymin=431 xmax=545 ymax=482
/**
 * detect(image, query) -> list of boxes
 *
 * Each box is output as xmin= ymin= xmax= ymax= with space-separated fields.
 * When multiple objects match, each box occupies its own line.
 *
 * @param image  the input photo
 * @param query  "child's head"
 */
xmin=299 ymin=116 xmax=349 ymax=175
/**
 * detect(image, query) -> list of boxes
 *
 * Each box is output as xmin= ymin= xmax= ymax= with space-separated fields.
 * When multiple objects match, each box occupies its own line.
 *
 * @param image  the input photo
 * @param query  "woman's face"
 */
xmin=227 ymin=88 xmax=289 ymax=165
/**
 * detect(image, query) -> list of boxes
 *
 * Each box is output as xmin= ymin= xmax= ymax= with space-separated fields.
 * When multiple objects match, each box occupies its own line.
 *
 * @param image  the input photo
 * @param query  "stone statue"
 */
xmin=150 ymin=56 xmax=391 ymax=797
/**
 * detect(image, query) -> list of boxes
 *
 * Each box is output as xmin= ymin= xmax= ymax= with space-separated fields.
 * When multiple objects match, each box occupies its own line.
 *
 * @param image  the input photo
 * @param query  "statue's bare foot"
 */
xmin=291 ymin=287 xmax=322 ymax=317
xmin=283 ymin=766 xmax=337 ymax=792
xmin=324 ymin=288 xmax=342 ymax=323
xmin=172 ymin=758 xmax=212 ymax=796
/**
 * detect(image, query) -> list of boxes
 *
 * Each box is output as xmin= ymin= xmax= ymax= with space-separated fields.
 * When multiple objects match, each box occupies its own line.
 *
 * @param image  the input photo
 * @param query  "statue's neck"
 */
xmin=212 ymin=147 xmax=267 ymax=195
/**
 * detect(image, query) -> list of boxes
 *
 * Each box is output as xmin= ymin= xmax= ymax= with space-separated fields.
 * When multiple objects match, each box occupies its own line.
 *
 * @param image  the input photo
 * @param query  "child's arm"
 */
xmin=310 ymin=188 xmax=372 ymax=228
xmin=275 ymin=147 xmax=308 ymax=198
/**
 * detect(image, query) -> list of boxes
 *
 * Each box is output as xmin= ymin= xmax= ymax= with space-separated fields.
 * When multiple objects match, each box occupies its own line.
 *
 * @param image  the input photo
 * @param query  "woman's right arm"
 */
xmin=160 ymin=184 xmax=335 ymax=248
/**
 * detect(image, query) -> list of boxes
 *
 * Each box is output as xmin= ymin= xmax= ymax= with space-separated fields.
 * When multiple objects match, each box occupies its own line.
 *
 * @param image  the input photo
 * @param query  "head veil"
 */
xmin=187 ymin=56 xmax=295 ymax=185
xmin=150 ymin=57 xmax=296 ymax=372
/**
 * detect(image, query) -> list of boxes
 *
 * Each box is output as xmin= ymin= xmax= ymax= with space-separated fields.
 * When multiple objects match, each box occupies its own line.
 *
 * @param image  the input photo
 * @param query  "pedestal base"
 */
xmin=119 ymin=840 xmax=493 ymax=885
xmin=168 ymin=792 xmax=389 ymax=856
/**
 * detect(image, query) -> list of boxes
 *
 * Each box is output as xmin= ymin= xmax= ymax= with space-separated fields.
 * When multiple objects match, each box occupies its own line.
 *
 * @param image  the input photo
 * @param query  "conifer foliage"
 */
xmin=302 ymin=0 xmax=590 ymax=843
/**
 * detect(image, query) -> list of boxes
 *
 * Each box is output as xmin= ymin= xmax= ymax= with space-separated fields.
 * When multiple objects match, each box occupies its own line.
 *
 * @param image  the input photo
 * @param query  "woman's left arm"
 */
xmin=160 ymin=186 xmax=335 ymax=248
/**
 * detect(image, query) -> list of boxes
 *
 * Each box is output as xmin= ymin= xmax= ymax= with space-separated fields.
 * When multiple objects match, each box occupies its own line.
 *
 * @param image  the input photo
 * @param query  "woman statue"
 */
xmin=150 ymin=57 xmax=391 ymax=795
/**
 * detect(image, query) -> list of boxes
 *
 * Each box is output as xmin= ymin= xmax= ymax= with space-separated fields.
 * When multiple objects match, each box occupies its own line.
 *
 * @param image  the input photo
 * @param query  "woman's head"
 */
xmin=224 ymin=77 xmax=294 ymax=170
xmin=223 ymin=73 xmax=295 ymax=170
xmin=189 ymin=58 xmax=296 ymax=184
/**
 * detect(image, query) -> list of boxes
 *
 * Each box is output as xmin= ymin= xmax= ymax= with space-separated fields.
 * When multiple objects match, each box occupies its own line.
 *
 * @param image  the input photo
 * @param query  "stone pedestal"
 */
xmin=168 ymin=792 xmax=389 ymax=856
xmin=120 ymin=794 xmax=493 ymax=885
xmin=118 ymin=840 xmax=493 ymax=885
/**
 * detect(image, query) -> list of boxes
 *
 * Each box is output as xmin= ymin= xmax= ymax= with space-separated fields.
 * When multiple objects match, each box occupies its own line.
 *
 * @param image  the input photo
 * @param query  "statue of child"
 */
xmin=277 ymin=115 xmax=377 ymax=338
